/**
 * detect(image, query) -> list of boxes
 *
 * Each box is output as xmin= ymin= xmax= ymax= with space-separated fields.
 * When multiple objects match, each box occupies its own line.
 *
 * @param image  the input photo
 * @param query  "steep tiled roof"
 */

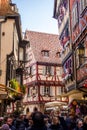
xmin=25 ymin=30 xmax=62 ymax=65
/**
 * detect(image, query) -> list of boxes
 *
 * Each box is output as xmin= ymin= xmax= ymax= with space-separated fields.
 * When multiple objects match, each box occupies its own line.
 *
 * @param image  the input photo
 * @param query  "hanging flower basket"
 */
xmin=9 ymin=79 xmax=26 ymax=98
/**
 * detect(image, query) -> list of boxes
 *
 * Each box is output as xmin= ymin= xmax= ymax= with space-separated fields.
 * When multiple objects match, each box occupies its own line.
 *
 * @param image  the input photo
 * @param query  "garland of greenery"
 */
xmin=9 ymin=79 xmax=26 ymax=97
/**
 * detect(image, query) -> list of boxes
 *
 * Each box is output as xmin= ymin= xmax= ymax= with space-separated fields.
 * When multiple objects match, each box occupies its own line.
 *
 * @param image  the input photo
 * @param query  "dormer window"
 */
xmin=56 ymin=52 xmax=61 ymax=57
xmin=41 ymin=50 xmax=49 ymax=57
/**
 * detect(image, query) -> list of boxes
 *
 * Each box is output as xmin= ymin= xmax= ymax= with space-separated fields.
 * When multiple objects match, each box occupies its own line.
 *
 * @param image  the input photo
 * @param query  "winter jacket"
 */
xmin=49 ymin=124 xmax=63 ymax=130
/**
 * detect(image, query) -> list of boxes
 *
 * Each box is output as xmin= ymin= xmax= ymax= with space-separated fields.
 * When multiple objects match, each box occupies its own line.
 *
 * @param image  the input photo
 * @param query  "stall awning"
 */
xmin=45 ymin=101 xmax=68 ymax=109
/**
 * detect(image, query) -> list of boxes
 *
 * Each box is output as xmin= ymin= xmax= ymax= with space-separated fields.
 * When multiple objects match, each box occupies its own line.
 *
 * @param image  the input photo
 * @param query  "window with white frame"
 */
xmin=80 ymin=0 xmax=87 ymax=14
xmin=72 ymin=2 xmax=78 ymax=29
xmin=40 ymin=86 xmax=50 ymax=96
xmin=41 ymin=50 xmax=49 ymax=57
xmin=44 ymin=86 xmax=50 ymax=95
xmin=43 ymin=66 xmax=54 ymax=76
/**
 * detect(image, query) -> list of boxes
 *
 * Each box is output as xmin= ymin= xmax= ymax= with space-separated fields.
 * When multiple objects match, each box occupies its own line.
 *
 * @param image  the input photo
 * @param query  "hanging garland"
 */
xmin=9 ymin=79 xmax=26 ymax=97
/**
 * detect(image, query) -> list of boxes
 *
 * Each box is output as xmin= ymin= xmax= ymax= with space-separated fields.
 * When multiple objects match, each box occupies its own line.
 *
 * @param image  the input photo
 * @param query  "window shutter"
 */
xmin=47 ymin=66 xmax=51 ymax=74
xmin=43 ymin=66 xmax=46 ymax=75
xmin=31 ymin=66 xmax=34 ymax=75
xmin=57 ymin=87 xmax=61 ymax=95
xmin=40 ymin=86 xmax=44 ymax=95
xmin=50 ymin=87 xmax=55 ymax=96
xmin=51 ymin=66 xmax=54 ymax=76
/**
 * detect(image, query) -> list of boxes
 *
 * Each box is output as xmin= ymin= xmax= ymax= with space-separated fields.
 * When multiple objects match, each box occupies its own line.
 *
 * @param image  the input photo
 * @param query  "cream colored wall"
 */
xmin=0 ymin=19 xmax=17 ymax=85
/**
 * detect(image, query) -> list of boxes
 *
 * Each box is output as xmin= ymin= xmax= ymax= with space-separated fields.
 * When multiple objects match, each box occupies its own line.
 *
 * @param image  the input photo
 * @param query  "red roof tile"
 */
xmin=25 ymin=30 xmax=62 ymax=65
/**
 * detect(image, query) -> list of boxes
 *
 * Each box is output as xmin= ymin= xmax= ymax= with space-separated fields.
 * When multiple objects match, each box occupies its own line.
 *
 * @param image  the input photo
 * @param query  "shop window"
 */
xmin=72 ymin=2 xmax=78 ymax=29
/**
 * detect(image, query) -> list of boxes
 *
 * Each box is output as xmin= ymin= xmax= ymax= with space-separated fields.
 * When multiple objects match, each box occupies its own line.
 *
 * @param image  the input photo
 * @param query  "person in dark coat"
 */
xmin=4 ymin=116 xmax=16 ymax=130
xmin=55 ymin=110 xmax=67 ymax=130
xmin=49 ymin=116 xmax=63 ymax=130
xmin=83 ymin=115 xmax=87 ymax=130
xmin=73 ymin=119 xmax=83 ymax=130
xmin=28 ymin=111 xmax=49 ymax=130
xmin=14 ymin=115 xmax=26 ymax=130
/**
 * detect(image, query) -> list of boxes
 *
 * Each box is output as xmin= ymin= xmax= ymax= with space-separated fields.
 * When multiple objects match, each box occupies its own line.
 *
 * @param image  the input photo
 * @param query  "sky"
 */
xmin=12 ymin=0 xmax=58 ymax=34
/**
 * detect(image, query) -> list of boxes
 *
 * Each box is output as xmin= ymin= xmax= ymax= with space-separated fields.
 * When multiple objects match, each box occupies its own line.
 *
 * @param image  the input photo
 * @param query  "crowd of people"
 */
xmin=0 ymin=107 xmax=87 ymax=130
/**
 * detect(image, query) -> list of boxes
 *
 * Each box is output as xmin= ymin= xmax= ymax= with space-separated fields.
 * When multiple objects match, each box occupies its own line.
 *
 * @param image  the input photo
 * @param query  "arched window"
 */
xmin=26 ymin=107 xmax=29 ymax=114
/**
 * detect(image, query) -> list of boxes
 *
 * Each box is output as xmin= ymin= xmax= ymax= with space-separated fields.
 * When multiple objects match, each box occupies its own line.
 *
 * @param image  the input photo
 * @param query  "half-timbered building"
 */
xmin=23 ymin=31 xmax=68 ymax=113
xmin=0 ymin=0 xmax=28 ymax=115
xmin=53 ymin=0 xmax=87 ymax=115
